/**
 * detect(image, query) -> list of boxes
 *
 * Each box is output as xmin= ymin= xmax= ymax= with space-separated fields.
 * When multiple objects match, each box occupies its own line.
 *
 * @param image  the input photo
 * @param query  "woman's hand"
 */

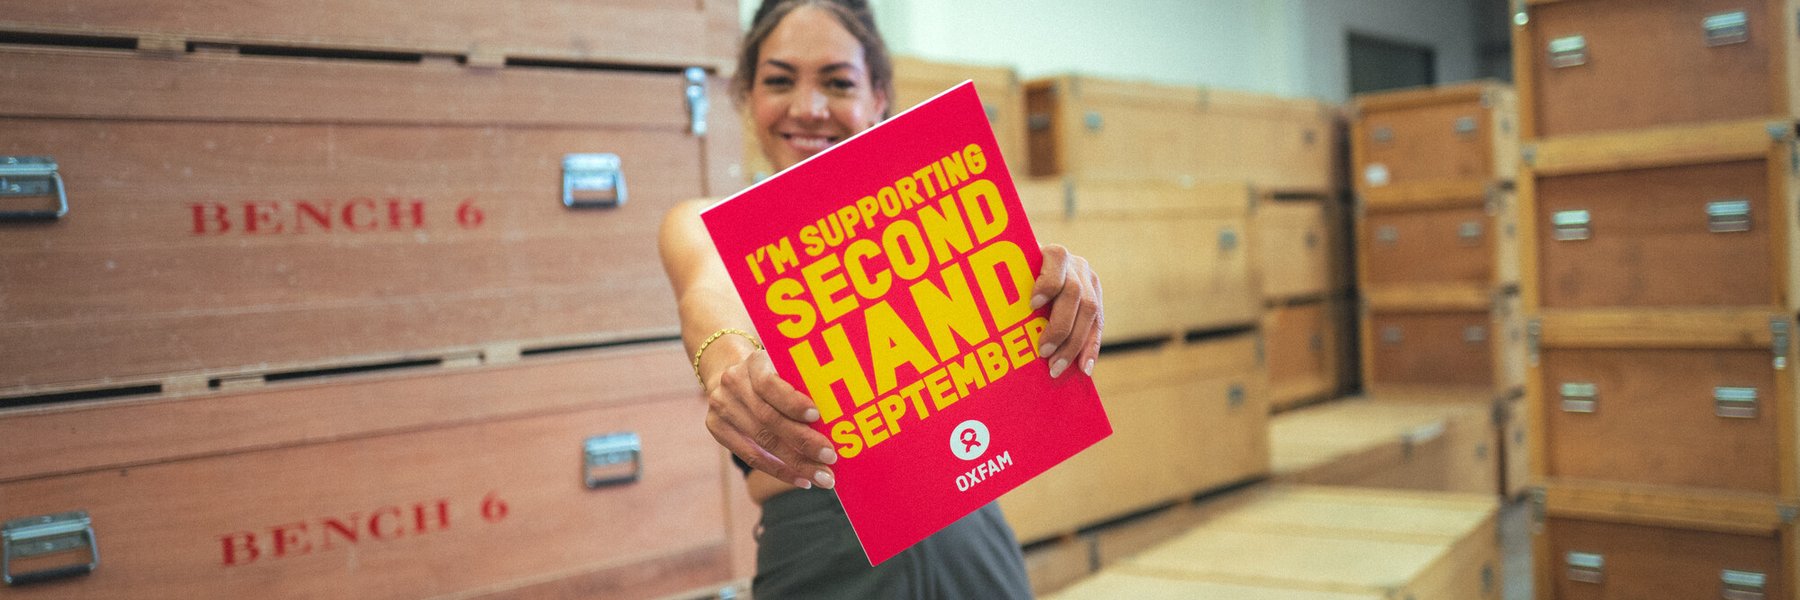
xmin=1030 ymin=244 xmax=1104 ymax=378
xmin=704 ymin=348 xmax=839 ymax=490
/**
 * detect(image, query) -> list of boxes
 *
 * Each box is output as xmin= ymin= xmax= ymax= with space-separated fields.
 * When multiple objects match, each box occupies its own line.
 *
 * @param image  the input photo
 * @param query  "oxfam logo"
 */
xmin=950 ymin=420 xmax=990 ymax=461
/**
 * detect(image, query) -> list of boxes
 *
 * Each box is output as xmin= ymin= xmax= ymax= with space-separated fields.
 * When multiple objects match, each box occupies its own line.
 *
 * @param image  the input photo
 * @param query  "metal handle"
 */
xmin=1715 ymin=387 xmax=1759 ymax=419
xmin=3 ymin=511 xmax=98 ymax=586
xmin=1083 ymin=111 xmax=1103 ymax=131
xmin=1707 ymin=199 xmax=1751 ymax=233
xmin=1226 ymin=384 xmax=1246 ymax=409
xmin=1453 ymin=116 xmax=1478 ymax=137
xmin=1458 ymin=220 xmax=1484 ymax=242
xmin=1551 ymin=210 xmax=1591 ymax=241
xmin=584 ymin=432 xmax=643 ymax=489
xmin=1549 ymin=35 xmax=1588 ymax=68
xmin=0 ymin=156 xmax=69 ymax=221
xmin=1375 ymin=224 xmax=1399 ymax=245
xmin=684 ymin=67 xmax=709 ymax=137
xmin=1218 ymin=228 xmax=1238 ymax=251
xmin=1380 ymin=325 xmax=1403 ymax=345
xmin=1722 ymin=569 xmax=1766 ymax=600
xmin=1371 ymin=126 xmax=1394 ymax=144
xmin=1704 ymin=11 xmax=1749 ymax=47
xmin=1565 ymin=551 xmax=1604 ymax=584
xmin=1464 ymin=325 xmax=1488 ymax=343
xmin=1560 ymin=382 xmax=1598 ymax=413
xmin=563 ymin=153 xmax=627 ymax=209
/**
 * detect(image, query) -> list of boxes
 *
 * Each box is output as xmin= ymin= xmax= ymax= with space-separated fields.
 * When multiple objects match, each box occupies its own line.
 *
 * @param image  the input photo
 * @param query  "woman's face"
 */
xmin=749 ymin=6 xmax=888 ymax=172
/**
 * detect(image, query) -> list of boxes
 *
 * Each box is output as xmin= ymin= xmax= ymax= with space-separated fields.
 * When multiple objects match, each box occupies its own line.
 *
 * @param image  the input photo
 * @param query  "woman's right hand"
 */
xmin=705 ymin=348 xmax=840 ymax=490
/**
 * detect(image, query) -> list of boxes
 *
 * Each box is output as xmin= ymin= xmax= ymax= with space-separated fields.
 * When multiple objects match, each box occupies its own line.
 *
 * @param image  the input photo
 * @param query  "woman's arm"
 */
xmin=659 ymin=199 xmax=840 ymax=490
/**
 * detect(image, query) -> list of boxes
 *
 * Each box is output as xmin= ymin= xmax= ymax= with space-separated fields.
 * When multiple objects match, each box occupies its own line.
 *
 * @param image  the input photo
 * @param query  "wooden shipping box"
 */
xmin=1051 ymin=486 xmax=1501 ymax=600
xmin=1521 ymin=121 xmax=1800 ymax=312
xmin=1361 ymin=291 xmax=1527 ymax=399
xmin=1000 ymin=333 xmax=1269 ymax=544
xmin=0 ymin=343 xmax=753 ymax=599
xmin=1024 ymin=75 xmax=1339 ymax=193
xmin=742 ymin=54 xmax=1029 ymax=183
xmin=1359 ymin=188 xmax=1521 ymax=293
xmin=1513 ymin=0 xmax=1800 ymax=139
xmin=1264 ymin=299 xmax=1347 ymax=412
xmin=1016 ymin=178 xmax=1258 ymax=343
xmin=1533 ymin=484 xmax=1798 ymax=600
xmin=1255 ymin=196 xmax=1349 ymax=303
xmin=1351 ymin=81 xmax=1518 ymax=200
xmin=0 ymin=43 xmax=741 ymax=398
xmin=0 ymin=0 xmax=739 ymax=69
xmin=1271 ymin=396 xmax=1500 ymax=496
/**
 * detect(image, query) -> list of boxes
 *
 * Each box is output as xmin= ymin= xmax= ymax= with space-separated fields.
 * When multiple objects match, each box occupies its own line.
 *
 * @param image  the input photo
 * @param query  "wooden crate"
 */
xmin=0 ymin=43 xmax=742 ymax=398
xmin=1361 ymin=290 xmax=1527 ymax=399
xmin=1000 ymin=333 xmax=1269 ymax=543
xmin=0 ymin=0 xmax=738 ymax=69
xmin=1051 ymin=486 xmax=1501 ymax=600
xmin=1532 ymin=484 xmax=1798 ymax=600
xmin=1512 ymin=0 xmax=1800 ymax=139
xmin=1522 ymin=121 xmax=1798 ymax=312
xmin=1021 ymin=535 xmax=1096 ymax=598
xmin=1351 ymin=81 xmax=1518 ymax=199
xmin=1527 ymin=311 xmax=1799 ymax=499
xmin=1272 ymin=396 xmax=1500 ymax=496
xmin=1024 ymin=75 xmax=1338 ymax=192
xmin=0 ymin=343 xmax=751 ymax=599
xmin=1016 ymin=178 xmax=1258 ymax=343
xmin=1255 ymin=196 xmax=1347 ymax=302
xmin=1359 ymin=188 xmax=1521 ymax=293
xmin=1264 ymin=299 xmax=1346 ymax=412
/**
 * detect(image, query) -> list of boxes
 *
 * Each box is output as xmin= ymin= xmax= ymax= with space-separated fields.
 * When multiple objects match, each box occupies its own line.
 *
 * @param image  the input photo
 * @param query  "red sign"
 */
xmin=218 ymin=492 xmax=508 ymax=567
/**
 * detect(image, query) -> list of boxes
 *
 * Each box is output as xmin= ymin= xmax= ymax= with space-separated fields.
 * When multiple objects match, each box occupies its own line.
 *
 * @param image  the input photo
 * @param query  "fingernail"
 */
xmin=1040 ymin=342 xmax=1058 ymax=358
xmin=1050 ymin=359 xmax=1069 ymax=378
xmin=794 ymin=478 xmax=813 ymax=490
xmin=817 ymin=447 xmax=839 ymax=465
xmin=1030 ymin=295 xmax=1048 ymax=310
xmin=1084 ymin=358 xmax=1095 ymax=376
xmin=803 ymin=408 xmax=820 ymax=422
xmin=814 ymin=470 xmax=836 ymax=489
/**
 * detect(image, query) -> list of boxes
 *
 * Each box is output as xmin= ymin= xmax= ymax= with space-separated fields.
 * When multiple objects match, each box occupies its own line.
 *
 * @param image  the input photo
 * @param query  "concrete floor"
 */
xmin=1499 ymin=497 xmax=1533 ymax=600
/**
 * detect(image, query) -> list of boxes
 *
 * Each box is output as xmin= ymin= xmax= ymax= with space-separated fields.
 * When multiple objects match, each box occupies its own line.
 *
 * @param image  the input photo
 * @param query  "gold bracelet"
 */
xmin=692 ymin=328 xmax=763 ymax=389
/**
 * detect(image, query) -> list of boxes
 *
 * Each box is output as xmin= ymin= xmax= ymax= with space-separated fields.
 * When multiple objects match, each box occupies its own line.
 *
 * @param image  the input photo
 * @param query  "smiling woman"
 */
xmin=736 ymin=0 xmax=892 ymax=172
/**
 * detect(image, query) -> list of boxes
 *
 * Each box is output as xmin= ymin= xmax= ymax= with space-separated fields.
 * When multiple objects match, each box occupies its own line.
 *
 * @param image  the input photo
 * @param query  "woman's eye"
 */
xmin=827 ymin=78 xmax=857 ymax=91
xmin=760 ymin=76 xmax=794 ymax=89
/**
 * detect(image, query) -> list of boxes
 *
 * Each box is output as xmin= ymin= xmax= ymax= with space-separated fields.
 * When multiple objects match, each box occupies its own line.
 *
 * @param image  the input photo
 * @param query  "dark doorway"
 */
xmin=1348 ymin=33 xmax=1436 ymax=96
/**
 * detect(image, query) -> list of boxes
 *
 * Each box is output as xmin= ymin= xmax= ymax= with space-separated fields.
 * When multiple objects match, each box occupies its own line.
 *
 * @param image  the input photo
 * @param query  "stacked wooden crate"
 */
xmin=1351 ymin=81 xmax=1525 ymax=403
xmin=1259 ymin=191 xmax=1355 ymax=412
xmin=1271 ymin=396 xmax=1501 ymax=496
xmin=1047 ymin=486 xmax=1503 ymax=600
xmin=1513 ymin=1 xmax=1800 ymax=598
xmin=0 ymin=3 xmax=752 ymax=598
xmin=999 ymin=75 xmax=1341 ymax=554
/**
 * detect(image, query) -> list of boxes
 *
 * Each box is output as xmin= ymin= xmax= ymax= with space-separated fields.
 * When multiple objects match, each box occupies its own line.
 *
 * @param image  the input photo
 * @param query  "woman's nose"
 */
xmin=789 ymin=87 xmax=828 ymax=120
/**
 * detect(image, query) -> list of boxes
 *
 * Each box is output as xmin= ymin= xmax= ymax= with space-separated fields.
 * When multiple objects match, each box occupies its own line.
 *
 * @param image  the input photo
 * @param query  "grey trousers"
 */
xmin=753 ymin=487 xmax=1034 ymax=600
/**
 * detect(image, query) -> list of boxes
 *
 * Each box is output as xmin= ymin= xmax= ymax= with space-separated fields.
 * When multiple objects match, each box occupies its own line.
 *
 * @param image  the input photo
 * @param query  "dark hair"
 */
xmin=734 ymin=0 xmax=894 ymax=114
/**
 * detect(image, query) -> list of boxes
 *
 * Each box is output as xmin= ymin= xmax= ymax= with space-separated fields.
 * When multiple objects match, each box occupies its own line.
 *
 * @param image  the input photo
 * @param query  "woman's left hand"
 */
xmin=1030 ymin=244 xmax=1103 ymax=378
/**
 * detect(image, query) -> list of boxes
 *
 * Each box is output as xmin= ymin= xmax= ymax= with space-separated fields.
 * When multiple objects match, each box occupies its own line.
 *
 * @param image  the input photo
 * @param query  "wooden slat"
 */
xmin=1541 ymin=482 xmax=1792 ymax=536
xmin=1527 ymin=118 xmax=1783 ymax=176
xmin=1534 ymin=309 xmax=1781 ymax=349
xmin=1359 ymin=181 xmax=1491 ymax=212
xmin=0 ymin=0 xmax=734 ymax=69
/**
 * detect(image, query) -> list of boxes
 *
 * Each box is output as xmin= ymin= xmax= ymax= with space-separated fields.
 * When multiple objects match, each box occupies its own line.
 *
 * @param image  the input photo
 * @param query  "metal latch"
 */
xmin=1381 ymin=325 xmax=1404 ymax=345
xmin=1527 ymin=319 xmax=1542 ymax=366
xmin=1083 ymin=111 xmax=1103 ymax=131
xmin=1227 ymin=384 xmax=1246 ymax=409
xmin=1512 ymin=0 xmax=1529 ymax=26
xmin=1715 ymin=387 xmax=1759 ymax=419
xmin=563 ymin=153 xmax=627 ymax=209
xmin=1549 ymin=35 xmax=1589 ymax=68
xmin=1454 ymin=116 xmax=1478 ymax=137
xmin=685 ymin=67 xmax=709 ymax=137
xmin=1552 ymin=210 xmax=1591 ymax=241
xmin=1566 ymin=552 xmax=1604 ymax=584
xmin=1218 ymin=227 xmax=1239 ymax=251
xmin=1722 ymin=569 xmax=1766 ymax=600
xmin=0 ymin=156 xmax=69 ymax=221
xmin=1027 ymin=113 xmax=1052 ymax=132
xmin=1464 ymin=325 xmax=1488 ymax=343
xmin=1372 ymin=126 xmax=1395 ymax=144
xmin=1774 ymin=319 xmax=1790 ymax=370
xmin=583 ymin=432 xmax=643 ymax=489
xmin=1705 ymin=11 xmax=1750 ymax=47
xmin=1458 ymin=220 xmax=1484 ymax=242
xmin=3 ymin=511 xmax=98 ymax=586
xmin=1707 ymin=199 xmax=1752 ymax=233
xmin=1376 ymin=224 xmax=1400 ymax=245
xmin=1560 ymin=382 xmax=1598 ymax=413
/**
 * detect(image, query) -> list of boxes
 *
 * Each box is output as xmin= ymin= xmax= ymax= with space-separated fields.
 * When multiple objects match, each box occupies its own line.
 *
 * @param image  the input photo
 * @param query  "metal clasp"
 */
xmin=3 ymin=511 xmax=98 ymax=586
xmin=1376 ymin=224 xmax=1400 ymax=245
xmin=1705 ymin=11 xmax=1750 ymax=47
xmin=1464 ymin=325 xmax=1488 ymax=343
xmin=563 ymin=153 xmax=627 ymax=209
xmin=0 ymin=156 xmax=69 ymax=221
xmin=1706 ymin=199 xmax=1751 ymax=233
xmin=1227 ymin=384 xmax=1246 ymax=409
xmin=1380 ymin=325 xmax=1404 ymax=345
xmin=1458 ymin=220 xmax=1484 ymax=243
xmin=1083 ymin=111 xmax=1103 ymax=131
xmin=1773 ymin=319 xmax=1790 ymax=370
xmin=1218 ymin=227 xmax=1239 ymax=251
xmin=1372 ymin=126 xmax=1395 ymax=144
xmin=583 ymin=432 xmax=643 ymax=489
xmin=1549 ymin=35 xmax=1589 ymax=68
xmin=1560 ymin=382 xmax=1598 ymax=413
xmin=1722 ymin=569 xmax=1766 ymax=600
xmin=685 ymin=67 xmax=709 ymax=137
xmin=1552 ymin=210 xmax=1591 ymax=241
xmin=1715 ymin=387 xmax=1759 ymax=419
xmin=1566 ymin=552 xmax=1604 ymax=584
xmin=1454 ymin=116 xmax=1479 ymax=137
